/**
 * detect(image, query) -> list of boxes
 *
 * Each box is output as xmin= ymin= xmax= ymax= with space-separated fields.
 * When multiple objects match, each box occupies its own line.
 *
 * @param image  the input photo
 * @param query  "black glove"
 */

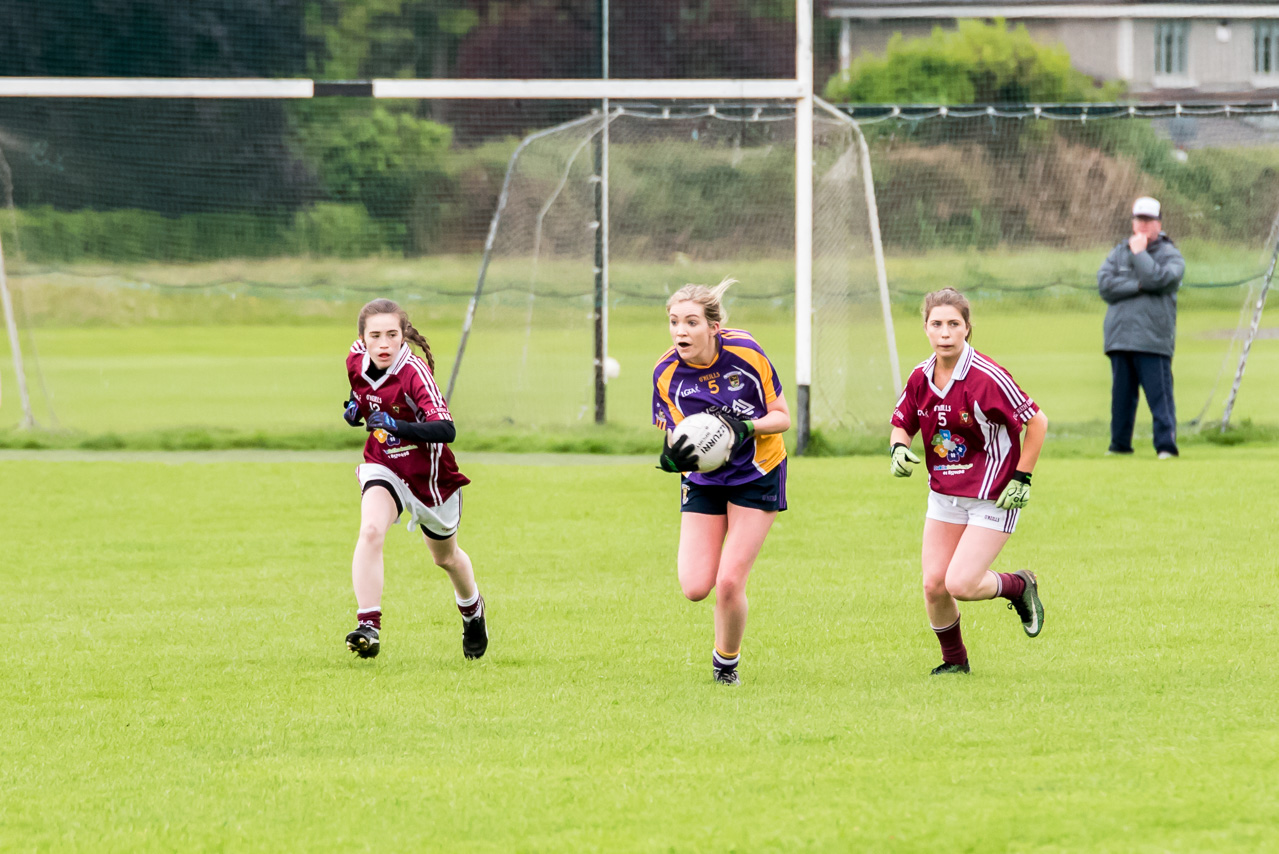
xmin=342 ymin=395 xmax=363 ymax=427
xmin=367 ymin=411 xmax=401 ymax=436
xmin=705 ymin=405 xmax=753 ymax=448
xmin=657 ymin=433 xmax=699 ymax=473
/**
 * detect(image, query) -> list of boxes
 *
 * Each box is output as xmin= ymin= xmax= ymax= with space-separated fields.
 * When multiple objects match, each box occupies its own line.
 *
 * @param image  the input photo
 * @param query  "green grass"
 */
xmin=2 ymin=450 xmax=1276 ymax=850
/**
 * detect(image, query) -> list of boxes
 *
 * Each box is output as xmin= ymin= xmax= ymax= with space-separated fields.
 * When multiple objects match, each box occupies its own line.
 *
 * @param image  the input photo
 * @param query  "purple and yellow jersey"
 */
xmin=652 ymin=328 xmax=786 ymax=487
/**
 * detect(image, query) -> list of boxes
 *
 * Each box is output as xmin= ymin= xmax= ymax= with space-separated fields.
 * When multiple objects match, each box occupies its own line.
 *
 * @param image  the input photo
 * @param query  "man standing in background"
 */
xmin=1097 ymin=196 xmax=1185 ymax=459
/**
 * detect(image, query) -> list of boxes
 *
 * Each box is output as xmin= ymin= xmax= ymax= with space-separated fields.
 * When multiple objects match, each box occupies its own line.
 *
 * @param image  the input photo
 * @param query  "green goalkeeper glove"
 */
xmin=890 ymin=443 xmax=921 ymax=477
xmin=995 ymin=471 xmax=1032 ymax=509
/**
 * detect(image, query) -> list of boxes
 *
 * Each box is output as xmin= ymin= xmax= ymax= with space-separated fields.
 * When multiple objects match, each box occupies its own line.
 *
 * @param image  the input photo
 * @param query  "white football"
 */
xmin=672 ymin=412 xmax=734 ymax=473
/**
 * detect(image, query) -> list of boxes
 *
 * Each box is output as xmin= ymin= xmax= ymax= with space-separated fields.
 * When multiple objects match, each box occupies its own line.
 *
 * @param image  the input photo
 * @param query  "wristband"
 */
xmin=1011 ymin=470 xmax=1032 ymax=485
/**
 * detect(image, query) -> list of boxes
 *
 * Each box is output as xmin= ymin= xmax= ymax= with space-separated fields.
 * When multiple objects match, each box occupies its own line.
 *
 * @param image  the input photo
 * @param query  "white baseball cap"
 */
xmin=1132 ymin=196 xmax=1161 ymax=218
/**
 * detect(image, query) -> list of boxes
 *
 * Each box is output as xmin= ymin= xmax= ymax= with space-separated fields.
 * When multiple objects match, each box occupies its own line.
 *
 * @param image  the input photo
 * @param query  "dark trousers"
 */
xmin=1109 ymin=351 xmax=1178 ymax=455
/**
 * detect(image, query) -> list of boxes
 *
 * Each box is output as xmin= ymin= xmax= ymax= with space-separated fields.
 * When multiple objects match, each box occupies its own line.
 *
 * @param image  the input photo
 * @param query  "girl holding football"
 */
xmin=341 ymin=298 xmax=487 ymax=661
xmin=889 ymin=287 xmax=1048 ymax=675
xmin=652 ymin=279 xmax=791 ymax=685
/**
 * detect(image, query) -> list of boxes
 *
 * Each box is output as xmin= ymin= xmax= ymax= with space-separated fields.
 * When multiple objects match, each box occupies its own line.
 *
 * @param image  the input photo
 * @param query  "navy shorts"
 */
xmin=680 ymin=461 xmax=787 ymax=515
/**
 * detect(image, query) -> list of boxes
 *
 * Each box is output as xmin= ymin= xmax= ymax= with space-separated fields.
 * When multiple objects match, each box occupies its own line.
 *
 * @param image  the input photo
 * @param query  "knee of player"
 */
xmin=679 ymin=577 xmax=713 ymax=602
xmin=944 ymin=574 xmax=980 ymax=601
xmin=432 ymin=547 xmax=462 ymax=570
xmin=713 ymin=571 xmax=747 ymax=601
xmin=922 ymin=574 xmax=949 ymax=600
xmin=358 ymin=522 xmax=386 ymax=547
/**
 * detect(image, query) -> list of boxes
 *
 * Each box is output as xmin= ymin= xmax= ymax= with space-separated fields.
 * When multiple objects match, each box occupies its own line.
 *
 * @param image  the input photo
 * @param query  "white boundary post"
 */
xmin=0 ymin=235 xmax=34 ymax=428
xmin=796 ymin=0 xmax=815 ymax=454
xmin=602 ymin=0 xmax=611 ymax=388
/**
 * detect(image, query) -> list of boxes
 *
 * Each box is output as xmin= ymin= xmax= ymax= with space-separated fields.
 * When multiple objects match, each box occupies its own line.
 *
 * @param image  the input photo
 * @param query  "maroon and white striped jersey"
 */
xmin=346 ymin=340 xmax=469 ymax=507
xmin=891 ymin=342 xmax=1040 ymax=500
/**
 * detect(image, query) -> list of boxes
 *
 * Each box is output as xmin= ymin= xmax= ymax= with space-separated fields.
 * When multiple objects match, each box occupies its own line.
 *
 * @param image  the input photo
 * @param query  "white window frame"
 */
xmin=1153 ymin=20 xmax=1193 ymax=87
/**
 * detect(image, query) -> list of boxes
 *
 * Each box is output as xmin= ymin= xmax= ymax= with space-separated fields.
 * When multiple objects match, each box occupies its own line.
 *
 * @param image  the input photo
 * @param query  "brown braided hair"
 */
xmin=357 ymin=298 xmax=435 ymax=372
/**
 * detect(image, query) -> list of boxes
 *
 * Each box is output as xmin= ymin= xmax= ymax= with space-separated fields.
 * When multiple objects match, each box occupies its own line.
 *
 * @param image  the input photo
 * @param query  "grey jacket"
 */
xmin=1097 ymin=233 xmax=1185 ymax=357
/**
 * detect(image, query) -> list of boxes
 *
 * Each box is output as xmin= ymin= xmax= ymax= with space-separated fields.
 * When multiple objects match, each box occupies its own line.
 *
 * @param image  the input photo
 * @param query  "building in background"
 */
xmin=829 ymin=1 xmax=1279 ymax=100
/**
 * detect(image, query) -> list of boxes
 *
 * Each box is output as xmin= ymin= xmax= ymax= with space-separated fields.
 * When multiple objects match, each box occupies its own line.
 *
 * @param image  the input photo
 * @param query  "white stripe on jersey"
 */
xmin=407 ymin=355 xmax=446 ymax=409
xmin=971 ymin=355 xmax=1027 ymax=407
xmin=429 ymin=441 xmax=442 ymax=505
xmin=351 ymin=340 xmax=367 ymax=354
xmin=973 ymin=400 xmax=1010 ymax=501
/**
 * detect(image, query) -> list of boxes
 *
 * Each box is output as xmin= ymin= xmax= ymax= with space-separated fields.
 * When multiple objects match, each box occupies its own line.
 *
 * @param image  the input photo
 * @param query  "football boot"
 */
xmin=462 ymin=598 xmax=488 ymax=660
xmin=1006 ymin=569 xmax=1044 ymax=638
xmin=345 ymin=623 xmax=380 ymax=659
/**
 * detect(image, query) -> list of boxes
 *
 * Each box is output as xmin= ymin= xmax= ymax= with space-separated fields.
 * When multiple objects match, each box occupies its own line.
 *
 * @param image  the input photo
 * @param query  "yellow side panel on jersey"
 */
xmin=753 ymin=432 xmax=786 ymax=473
xmin=722 ymin=345 xmax=778 ymax=403
xmin=656 ymin=360 xmax=684 ymax=426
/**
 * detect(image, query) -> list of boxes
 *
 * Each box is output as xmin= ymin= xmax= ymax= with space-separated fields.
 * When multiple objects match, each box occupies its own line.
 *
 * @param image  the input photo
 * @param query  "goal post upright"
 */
xmin=795 ymin=0 xmax=815 ymax=454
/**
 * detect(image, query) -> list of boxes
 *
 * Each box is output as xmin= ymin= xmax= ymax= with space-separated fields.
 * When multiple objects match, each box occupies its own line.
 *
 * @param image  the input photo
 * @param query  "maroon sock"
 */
xmin=932 ymin=616 xmax=967 ymax=665
xmin=457 ymin=595 xmax=482 ymax=621
xmin=357 ymin=608 xmax=381 ymax=630
xmin=997 ymin=572 xmax=1026 ymax=600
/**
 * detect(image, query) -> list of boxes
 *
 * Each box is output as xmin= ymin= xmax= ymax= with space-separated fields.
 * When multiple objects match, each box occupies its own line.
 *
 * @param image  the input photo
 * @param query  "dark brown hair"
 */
xmin=357 ymin=298 xmax=435 ymax=372
xmin=922 ymin=288 xmax=972 ymax=342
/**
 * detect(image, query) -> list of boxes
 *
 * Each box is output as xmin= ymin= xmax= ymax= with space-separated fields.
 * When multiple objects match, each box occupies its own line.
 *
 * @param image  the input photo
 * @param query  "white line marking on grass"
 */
xmin=0 ymin=450 xmax=652 ymax=466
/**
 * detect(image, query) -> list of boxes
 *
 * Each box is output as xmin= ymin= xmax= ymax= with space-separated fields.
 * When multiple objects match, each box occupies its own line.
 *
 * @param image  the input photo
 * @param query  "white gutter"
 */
xmin=830 ymin=4 xmax=1279 ymax=19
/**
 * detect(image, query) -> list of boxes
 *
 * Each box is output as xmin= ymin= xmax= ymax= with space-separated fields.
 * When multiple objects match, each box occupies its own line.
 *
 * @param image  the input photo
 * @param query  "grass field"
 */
xmin=2 ymin=450 xmax=1277 ymax=850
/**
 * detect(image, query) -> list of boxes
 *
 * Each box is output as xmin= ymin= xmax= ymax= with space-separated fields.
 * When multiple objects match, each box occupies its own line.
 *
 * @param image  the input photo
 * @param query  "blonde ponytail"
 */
xmin=665 ymin=277 xmax=738 ymax=325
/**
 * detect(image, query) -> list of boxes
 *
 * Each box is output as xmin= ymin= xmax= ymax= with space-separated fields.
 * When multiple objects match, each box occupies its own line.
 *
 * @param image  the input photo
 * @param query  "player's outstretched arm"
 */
xmin=889 ymin=425 xmax=921 ymax=477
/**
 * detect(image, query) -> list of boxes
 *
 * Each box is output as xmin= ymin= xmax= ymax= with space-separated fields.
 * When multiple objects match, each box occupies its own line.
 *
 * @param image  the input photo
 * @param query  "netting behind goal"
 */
xmin=2 ymin=97 xmax=1276 ymax=445
xmin=446 ymin=103 xmax=893 ymax=436
xmin=841 ymin=107 xmax=1279 ymax=435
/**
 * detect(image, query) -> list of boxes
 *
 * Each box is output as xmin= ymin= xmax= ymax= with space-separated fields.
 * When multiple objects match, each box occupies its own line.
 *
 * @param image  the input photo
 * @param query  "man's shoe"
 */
xmin=713 ymin=667 xmax=741 ymax=685
xmin=1007 ymin=569 xmax=1044 ymax=638
xmin=462 ymin=598 xmax=488 ymax=660
xmin=1157 ymin=451 xmax=1176 ymax=460
xmin=930 ymin=661 xmax=970 ymax=675
xmin=346 ymin=623 xmax=380 ymax=659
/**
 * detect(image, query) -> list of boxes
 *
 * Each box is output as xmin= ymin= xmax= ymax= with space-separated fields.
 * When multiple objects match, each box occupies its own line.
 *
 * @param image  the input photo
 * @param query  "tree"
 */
xmin=824 ymin=19 xmax=1118 ymax=104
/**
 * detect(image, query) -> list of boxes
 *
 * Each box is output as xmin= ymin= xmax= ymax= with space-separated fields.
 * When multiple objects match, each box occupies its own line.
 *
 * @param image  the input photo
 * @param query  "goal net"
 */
xmin=445 ymin=102 xmax=895 ymax=438
xmin=841 ymin=105 xmax=1279 ymax=441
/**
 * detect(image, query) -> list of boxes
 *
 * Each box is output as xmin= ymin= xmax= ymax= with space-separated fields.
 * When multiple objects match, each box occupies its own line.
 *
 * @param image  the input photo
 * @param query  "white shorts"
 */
xmin=356 ymin=463 xmax=462 ymax=540
xmin=926 ymin=489 xmax=1019 ymax=534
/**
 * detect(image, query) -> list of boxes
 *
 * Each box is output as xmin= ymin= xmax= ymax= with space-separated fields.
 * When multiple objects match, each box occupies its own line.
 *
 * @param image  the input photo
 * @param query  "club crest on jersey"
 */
xmin=656 ymin=410 xmax=668 ymax=430
xmin=959 ymin=411 xmax=971 ymax=424
xmin=932 ymin=429 xmax=967 ymax=463
xmin=725 ymin=371 xmax=744 ymax=392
